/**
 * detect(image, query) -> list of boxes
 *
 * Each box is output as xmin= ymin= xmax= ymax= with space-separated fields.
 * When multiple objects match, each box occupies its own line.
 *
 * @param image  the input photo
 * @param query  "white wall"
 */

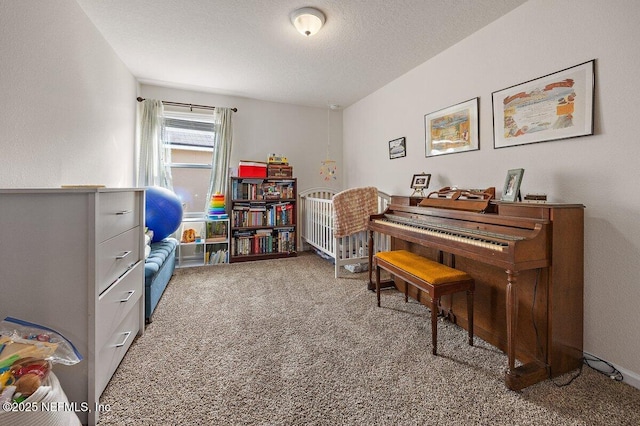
xmin=0 ymin=0 xmax=138 ymax=188
xmin=343 ymin=0 xmax=640 ymax=385
xmin=140 ymin=85 xmax=343 ymax=194
xmin=4 ymin=0 xmax=637 ymax=387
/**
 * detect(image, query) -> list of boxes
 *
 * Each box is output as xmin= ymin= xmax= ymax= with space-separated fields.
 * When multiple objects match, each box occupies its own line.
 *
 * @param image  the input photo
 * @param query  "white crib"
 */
xmin=298 ymin=187 xmax=391 ymax=278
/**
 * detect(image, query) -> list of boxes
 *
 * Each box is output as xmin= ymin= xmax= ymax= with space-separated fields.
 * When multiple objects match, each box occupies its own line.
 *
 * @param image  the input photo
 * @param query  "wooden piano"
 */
xmin=367 ymin=191 xmax=584 ymax=390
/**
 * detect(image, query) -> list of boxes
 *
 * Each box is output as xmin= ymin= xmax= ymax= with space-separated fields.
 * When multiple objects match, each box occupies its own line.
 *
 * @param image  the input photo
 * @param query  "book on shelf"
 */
xmin=206 ymin=249 xmax=228 ymax=264
xmin=274 ymin=227 xmax=296 ymax=253
xmin=274 ymin=202 xmax=294 ymax=226
xmin=261 ymin=182 xmax=280 ymax=200
xmin=232 ymin=178 xmax=296 ymax=201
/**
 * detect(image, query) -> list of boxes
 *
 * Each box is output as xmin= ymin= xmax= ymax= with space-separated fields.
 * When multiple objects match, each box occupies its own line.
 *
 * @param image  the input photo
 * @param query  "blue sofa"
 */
xmin=144 ymin=237 xmax=178 ymax=323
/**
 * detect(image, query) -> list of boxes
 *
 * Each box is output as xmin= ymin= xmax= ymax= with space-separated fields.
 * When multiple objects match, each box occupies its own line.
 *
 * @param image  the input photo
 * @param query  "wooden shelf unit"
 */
xmin=229 ymin=177 xmax=297 ymax=263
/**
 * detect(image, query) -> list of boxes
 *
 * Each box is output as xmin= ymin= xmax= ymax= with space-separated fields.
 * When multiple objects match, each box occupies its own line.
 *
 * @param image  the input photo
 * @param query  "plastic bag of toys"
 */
xmin=0 ymin=317 xmax=82 ymax=366
xmin=0 ymin=317 xmax=83 ymax=402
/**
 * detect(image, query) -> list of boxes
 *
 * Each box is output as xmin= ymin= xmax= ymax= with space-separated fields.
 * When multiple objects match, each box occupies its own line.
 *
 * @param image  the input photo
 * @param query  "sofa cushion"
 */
xmin=144 ymin=237 xmax=178 ymax=322
xmin=145 ymin=238 xmax=178 ymax=284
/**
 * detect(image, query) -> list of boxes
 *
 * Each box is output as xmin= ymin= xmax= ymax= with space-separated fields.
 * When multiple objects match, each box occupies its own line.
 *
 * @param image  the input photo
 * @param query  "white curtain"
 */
xmin=205 ymin=107 xmax=234 ymax=212
xmin=137 ymin=99 xmax=173 ymax=189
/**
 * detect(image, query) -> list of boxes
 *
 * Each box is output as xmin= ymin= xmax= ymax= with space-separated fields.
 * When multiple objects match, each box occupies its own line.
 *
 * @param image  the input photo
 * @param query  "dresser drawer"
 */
xmin=95 ymin=303 xmax=141 ymax=397
xmin=98 ymin=191 xmax=140 ymax=242
xmin=97 ymin=227 xmax=141 ymax=294
xmin=96 ymin=262 xmax=142 ymax=349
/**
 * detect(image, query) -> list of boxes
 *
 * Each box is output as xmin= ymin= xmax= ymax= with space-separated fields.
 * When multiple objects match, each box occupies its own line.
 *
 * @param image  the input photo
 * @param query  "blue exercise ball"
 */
xmin=145 ymin=186 xmax=183 ymax=242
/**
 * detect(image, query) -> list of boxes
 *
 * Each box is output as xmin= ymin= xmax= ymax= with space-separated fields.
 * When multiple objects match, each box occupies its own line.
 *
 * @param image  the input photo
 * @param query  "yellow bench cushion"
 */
xmin=375 ymin=250 xmax=471 ymax=285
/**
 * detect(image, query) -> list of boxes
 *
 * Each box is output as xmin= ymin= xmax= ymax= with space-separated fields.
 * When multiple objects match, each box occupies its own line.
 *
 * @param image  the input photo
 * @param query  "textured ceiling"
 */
xmin=75 ymin=0 xmax=527 ymax=108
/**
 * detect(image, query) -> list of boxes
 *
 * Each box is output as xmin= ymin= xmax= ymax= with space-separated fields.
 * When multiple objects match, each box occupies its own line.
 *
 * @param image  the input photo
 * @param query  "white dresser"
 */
xmin=0 ymin=188 xmax=145 ymax=425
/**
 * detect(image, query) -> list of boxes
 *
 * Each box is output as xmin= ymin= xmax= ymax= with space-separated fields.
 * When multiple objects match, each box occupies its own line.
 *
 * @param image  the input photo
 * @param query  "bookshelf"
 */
xmin=176 ymin=215 xmax=229 ymax=267
xmin=229 ymin=177 xmax=297 ymax=263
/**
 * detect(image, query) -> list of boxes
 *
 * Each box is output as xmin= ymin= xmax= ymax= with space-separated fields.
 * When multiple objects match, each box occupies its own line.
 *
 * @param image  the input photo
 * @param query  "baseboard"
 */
xmin=617 ymin=364 xmax=640 ymax=390
xmin=584 ymin=352 xmax=640 ymax=390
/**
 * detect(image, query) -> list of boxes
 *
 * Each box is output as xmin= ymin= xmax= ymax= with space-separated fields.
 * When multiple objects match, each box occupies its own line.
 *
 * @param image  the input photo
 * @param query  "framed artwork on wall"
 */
xmin=424 ymin=97 xmax=479 ymax=157
xmin=388 ymin=137 xmax=406 ymax=159
xmin=492 ymin=59 xmax=595 ymax=149
xmin=501 ymin=168 xmax=524 ymax=202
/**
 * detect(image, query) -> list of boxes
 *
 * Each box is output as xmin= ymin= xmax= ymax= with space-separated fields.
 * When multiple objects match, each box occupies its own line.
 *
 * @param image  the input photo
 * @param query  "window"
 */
xmin=163 ymin=112 xmax=215 ymax=213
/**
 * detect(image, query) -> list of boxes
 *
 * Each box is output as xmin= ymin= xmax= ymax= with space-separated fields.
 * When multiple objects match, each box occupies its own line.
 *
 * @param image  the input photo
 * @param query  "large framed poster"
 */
xmin=492 ymin=60 xmax=595 ymax=149
xmin=424 ymin=98 xmax=479 ymax=157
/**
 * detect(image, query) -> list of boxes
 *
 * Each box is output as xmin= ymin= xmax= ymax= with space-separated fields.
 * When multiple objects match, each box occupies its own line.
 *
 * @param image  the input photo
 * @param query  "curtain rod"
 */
xmin=136 ymin=97 xmax=237 ymax=112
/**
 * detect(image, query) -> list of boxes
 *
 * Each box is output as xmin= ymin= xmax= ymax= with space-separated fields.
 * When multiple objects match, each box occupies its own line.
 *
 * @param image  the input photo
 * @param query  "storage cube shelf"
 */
xmin=229 ymin=177 xmax=297 ymax=263
xmin=176 ymin=216 xmax=229 ymax=267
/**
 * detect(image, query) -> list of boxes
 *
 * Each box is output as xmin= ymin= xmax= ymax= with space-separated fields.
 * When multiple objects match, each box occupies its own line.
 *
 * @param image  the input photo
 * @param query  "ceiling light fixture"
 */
xmin=290 ymin=7 xmax=325 ymax=37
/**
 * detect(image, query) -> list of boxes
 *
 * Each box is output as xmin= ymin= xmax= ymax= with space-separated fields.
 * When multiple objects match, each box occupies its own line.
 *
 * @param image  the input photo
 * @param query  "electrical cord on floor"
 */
xmin=551 ymin=360 xmax=584 ymax=387
xmin=550 ymin=354 xmax=624 ymax=387
xmin=531 ymin=272 xmax=598 ymax=388
xmin=583 ymin=353 xmax=624 ymax=381
xmin=521 ymin=269 xmax=582 ymax=388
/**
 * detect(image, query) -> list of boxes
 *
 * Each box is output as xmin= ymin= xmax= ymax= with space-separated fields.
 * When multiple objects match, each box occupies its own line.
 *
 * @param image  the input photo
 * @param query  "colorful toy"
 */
xmin=0 ymin=370 xmax=14 ymax=387
xmin=181 ymin=228 xmax=196 ymax=243
xmin=207 ymin=193 xmax=228 ymax=218
xmin=14 ymin=373 xmax=41 ymax=396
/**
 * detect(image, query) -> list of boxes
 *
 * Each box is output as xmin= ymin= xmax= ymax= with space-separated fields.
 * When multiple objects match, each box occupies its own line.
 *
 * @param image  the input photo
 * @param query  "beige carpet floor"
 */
xmin=98 ymin=253 xmax=640 ymax=425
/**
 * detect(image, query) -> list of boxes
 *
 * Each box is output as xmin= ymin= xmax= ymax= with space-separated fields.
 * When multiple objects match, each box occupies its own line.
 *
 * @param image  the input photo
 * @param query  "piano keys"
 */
xmin=368 ymin=197 xmax=584 ymax=390
xmin=374 ymin=213 xmax=516 ymax=251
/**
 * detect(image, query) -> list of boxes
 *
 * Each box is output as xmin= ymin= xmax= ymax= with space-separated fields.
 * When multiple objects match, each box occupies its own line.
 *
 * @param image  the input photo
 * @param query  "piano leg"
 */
xmin=368 ymin=230 xmax=374 ymax=290
xmin=506 ymin=270 xmax=519 ymax=374
xmin=504 ymin=269 xmax=549 ymax=390
xmin=368 ymin=230 xmax=394 ymax=291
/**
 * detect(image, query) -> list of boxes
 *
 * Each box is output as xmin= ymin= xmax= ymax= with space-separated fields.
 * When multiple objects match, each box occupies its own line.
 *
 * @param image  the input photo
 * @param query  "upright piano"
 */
xmin=368 ymin=195 xmax=584 ymax=390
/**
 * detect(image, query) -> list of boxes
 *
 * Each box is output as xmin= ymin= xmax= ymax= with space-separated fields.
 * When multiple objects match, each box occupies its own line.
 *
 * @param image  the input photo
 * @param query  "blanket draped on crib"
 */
xmin=332 ymin=186 xmax=378 ymax=238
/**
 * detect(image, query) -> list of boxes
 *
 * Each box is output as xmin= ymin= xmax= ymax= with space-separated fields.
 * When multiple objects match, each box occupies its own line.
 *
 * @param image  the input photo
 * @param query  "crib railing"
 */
xmin=303 ymin=195 xmax=334 ymax=257
xmin=299 ymin=187 xmax=391 ymax=277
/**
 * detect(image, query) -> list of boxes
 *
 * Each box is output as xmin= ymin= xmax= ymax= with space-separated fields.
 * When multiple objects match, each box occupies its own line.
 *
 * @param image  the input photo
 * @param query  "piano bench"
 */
xmin=374 ymin=250 xmax=474 ymax=355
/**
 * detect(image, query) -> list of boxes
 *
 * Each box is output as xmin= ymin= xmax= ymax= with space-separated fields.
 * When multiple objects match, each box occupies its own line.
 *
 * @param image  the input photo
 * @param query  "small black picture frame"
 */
xmin=410 ymin=173 xmax=431 ymax=197
xmin=501 ymin=168 xmax=524 ymax=202
xmin=389 ymin=137 xmax=406 ymax=159
xmin=411 ymin=173 xmax=431 ymax=189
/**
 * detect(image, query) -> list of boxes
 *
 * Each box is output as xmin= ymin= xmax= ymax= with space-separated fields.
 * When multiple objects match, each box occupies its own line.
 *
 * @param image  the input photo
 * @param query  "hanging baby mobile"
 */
xmin=320 ymin=105 xmax=338 ymax=181
xmin=320 ymin=159 xmax=337 ymax=181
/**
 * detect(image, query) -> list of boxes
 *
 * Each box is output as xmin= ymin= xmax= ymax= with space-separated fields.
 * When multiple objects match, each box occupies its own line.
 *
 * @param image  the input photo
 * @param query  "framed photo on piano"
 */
xmin=411 ymin=173 xmax=431 ymax=189
xmin=501 ymin=168 xmax=524 ymax=202
xmin=410 ymin=173 xmax=431 ymax=197
xmin=424 ymin=97 xmax=479 ymax=157
xmin=492 ymin=60 xmax=595 ymax=149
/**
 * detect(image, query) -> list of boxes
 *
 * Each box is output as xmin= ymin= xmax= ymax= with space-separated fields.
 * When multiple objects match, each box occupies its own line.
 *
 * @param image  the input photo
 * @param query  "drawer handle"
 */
xmin=119 ymin=290 xmax=135 ymax=303
xmin=114 ymin=331 xmax=132 ymax=348
xmin=116 ymin=210 xmax=133 ymax=215
xmin=115 ymin=250 xmax=132 ymax=260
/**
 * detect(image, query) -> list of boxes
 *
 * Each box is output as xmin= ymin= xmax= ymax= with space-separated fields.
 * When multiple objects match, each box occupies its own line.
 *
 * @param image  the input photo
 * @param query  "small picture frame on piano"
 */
xmin=501 ymin=168 xmax=524 ymax=202
xmin=410 ymin=173 xmax=431 ymax=197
